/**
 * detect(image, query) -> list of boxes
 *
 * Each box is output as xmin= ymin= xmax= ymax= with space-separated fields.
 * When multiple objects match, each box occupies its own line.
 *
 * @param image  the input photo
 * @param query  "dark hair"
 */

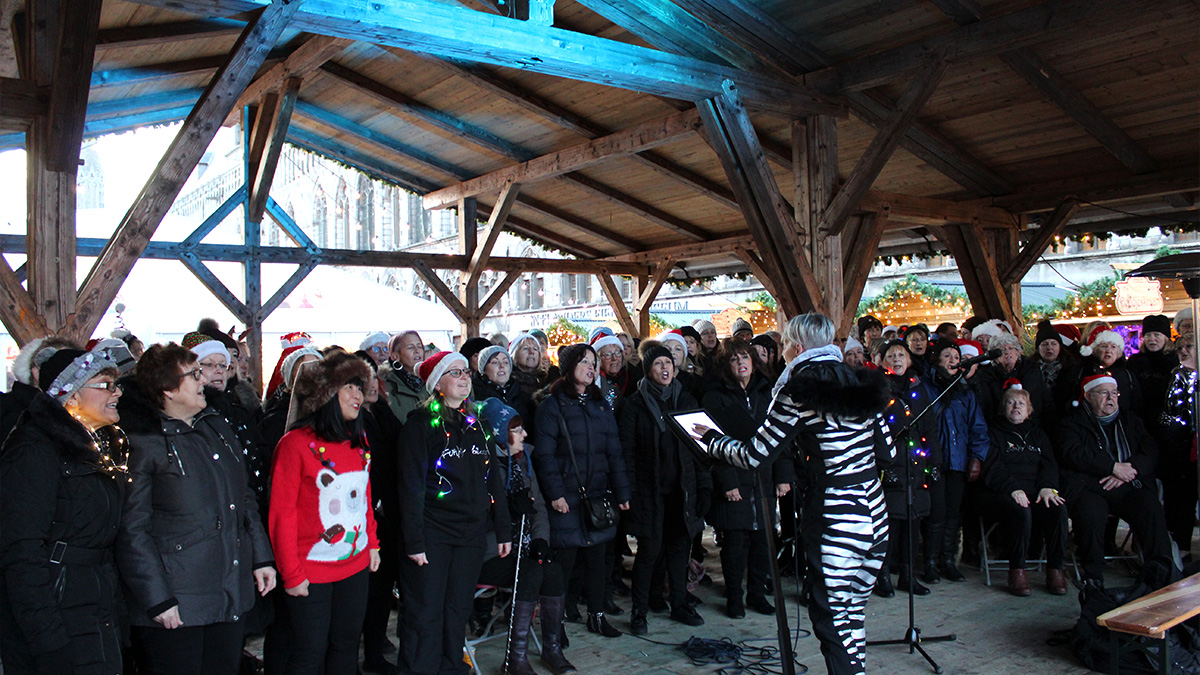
xmin=935 ymin=322 xmax=957 ymax=336
xmin=353 ymin=350 xmax=375 ymax=366
xmin=550 ymin=343 xmax=601 ymax=399
xmin=292 ymin=387 xmax=365 ymax=447
xmin=716 ymin=338 xmax=763 ymax=386
xmin=136 ymin=343 xmax=197 ymax=408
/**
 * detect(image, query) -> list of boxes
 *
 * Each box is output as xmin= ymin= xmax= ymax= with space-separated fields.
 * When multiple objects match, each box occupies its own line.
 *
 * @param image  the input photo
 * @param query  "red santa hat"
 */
xmin=418 ymin=350 xmax=468 ymax=395
xmin=1079 ymin=323 xmax=1124 ymax=357
xmin=1081 ymin=373 xmax=1118 ymax=394
xmin=657 ymin=329 xmax=688 ymax=354
xmin=280 ymin=331 xmax=312 ymax=349
xmin=955 ymin=339 xmax=983 ymax=359
xmin=1053 ymin=323 xmax=1081 ymax=346
xmin=1003 ymin=378 xmax=1023 ymax=391
xmin=590 ymin=334 xmax=624 ymax=354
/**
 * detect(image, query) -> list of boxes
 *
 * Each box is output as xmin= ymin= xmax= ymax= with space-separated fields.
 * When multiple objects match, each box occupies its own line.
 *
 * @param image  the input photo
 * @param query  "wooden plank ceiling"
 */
xmin=13 ymin=0 xmax=1200 ymax=276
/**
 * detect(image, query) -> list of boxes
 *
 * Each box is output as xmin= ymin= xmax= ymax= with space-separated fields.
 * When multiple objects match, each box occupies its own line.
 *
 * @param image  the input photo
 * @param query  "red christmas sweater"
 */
xmin=269 ymin=427 xmax=378 ymax=588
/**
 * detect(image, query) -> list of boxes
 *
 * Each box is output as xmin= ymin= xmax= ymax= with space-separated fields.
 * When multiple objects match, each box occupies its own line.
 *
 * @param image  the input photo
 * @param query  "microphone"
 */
xmin=961 ymin=349 xmax=1002 ymax=368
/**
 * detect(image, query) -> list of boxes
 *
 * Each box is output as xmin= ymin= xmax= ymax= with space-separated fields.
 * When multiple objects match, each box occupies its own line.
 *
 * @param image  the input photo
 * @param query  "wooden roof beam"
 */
xmin=1001 ymin=198 xmax=1080 ymax=287
xmin=422 ymin=108 xmax=703 ymax=209
xmin=807 ymin=0 xmax=1139 ymax=93
xmin=603 ymin=234 xmax=754 ymax=264
xmin=860 ymin=190 xmax=1017 ymax=230
xmin=123 ymin=0 xmax=844 ymax=117
xmin=230 ymin=33 xmax=352 ymax=121
xmin=95 ymin=17 xmax=246 ymax=50
xmin=929 ymin=0 xmax=1160 ymax=176
xmin=981 ymin=166 xmax=1200 ymax=214
xmin=65 ymin=0 xmax=299 ymax=342
xmin=247 ymin=76 xmax=300 ymax=223
xmin=467 ymin=179 xmax=520 ymax=289
xmin=672 ymin=0 xmax=1013 ymax=196
xmin=819 ymin=58 xmax=947 ymax=236
xmin=0 ymin=76 xmax=45 ymax=126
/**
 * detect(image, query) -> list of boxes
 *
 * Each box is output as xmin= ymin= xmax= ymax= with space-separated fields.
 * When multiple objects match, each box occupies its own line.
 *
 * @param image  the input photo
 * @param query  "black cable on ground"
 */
xmin=628 ymin=631 xmax=810 ymax=675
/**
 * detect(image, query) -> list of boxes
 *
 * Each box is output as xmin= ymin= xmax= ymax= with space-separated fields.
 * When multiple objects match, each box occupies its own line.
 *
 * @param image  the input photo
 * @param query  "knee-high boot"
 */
xmin=504 ymin=600 xmax=537 ymax=675
xmin=922 ymin=522 xmax=943 ymax=584
xmin=538 ymin=596 xmax=577 ymax=674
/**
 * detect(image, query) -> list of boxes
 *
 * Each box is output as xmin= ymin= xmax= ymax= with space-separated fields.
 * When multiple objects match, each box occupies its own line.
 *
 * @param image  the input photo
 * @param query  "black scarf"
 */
xmin=638 ymin=375 xmax=682 ymax=432
xmin=393 ymin=363 xmax=424 ymax=393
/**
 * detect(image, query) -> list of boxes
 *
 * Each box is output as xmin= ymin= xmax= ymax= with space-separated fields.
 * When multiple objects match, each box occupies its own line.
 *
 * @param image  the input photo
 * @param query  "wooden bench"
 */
xmin=1097 ymin=572 xmax=1200 ymax=674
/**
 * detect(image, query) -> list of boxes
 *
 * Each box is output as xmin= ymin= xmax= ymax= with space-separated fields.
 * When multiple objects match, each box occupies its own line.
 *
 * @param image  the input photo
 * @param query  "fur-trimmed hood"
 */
xmin=784 ymin=361 xmax=891 ymax=419
xmin=291 ymin=350 xmax=372 ymax=421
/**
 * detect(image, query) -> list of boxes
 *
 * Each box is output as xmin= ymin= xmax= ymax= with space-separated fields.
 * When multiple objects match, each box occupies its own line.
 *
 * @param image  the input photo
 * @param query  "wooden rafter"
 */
xmin=230 ymin=33 xmax=350 ymax=121
xmin=65 ymin=0 xmax=298 ymax=342
xmin=604 ymin=235 xmax=754 ymax=264
xmin=0 ymin=253 xmax=50 ymax=344
xmin=1001 ymin=199 xmax=1080 ymax=287
xmin=95 ymin=17 xmax=245 ymax=49
xmin=261 ymin=260 xmax=316 ymax=317
xmin=422 ymin=108 xmax=702 ymax=209
xmin=595 ymin=271 xmax=638 ymax=338
xmin=44 ymin=0 xmax=103 ymax=169
xmin=860 ymin=190 xmax=1017 ymax=230
xmin=412 ymin=260 xmax=469 ymax=320
xmin=932 ymin=223 xmax=1018 ymax=330
xmin=0 ymin=76 xmax=44 ymax=125
xmin=180 ymin=252 xmax=250 ymax=321
xmin=125 ymin=0 xmax=846 ymax=117
xmin=840 ymin=210 xmax=888 ymax=336
xmin=819 ymin=58 xmax=947 ymax=236
xmin=467 ymin=180 xmax=520 ymax=290
xmin=478 ymin=268 xmax=523 ymax=318
xmin=247 ymin=76 xmax=300 ymax=223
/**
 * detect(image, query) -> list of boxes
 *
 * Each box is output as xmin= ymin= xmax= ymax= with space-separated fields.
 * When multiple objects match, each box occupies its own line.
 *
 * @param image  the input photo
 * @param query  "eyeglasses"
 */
xmin=368 ymin=345 xmax=387 ymax=354
xmin=599 ymin=351 xmax=622 ymax=360
xmin=1093 ymin=389 xmax=1120 ymax=399
xmin=443 ymin=368 xmax=470 ymax=379
xmin=81 ymin=381 xmax=122 ymax=393
xmin=199 ymin=363 xmax=229 ymax=374
xmin=181 ymin=368 xmax=204 ymax=382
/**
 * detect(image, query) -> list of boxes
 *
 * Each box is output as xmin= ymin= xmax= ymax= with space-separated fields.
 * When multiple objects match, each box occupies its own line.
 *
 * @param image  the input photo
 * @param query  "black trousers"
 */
xmin=553 ymin=543 xmax=606 ymax=614
xmin=362 ymin=542 xmax=399 ymax=659
xmin=718 ymin=527 xmax=770 ymax=603
xmin=133 ymin=619 xmax=244 ymax=675
xmin=924 ymin=470 xmax=967 ymax=562
xmin=979 ymin=492 xmax=1068 ymax=569
xmin=398 ymin=532 xmax=485 ymax=675
xmin=1162 ymin=460 xmax=1199 ymax=552
xmin=631 ymin=495 xmax=691 ymax=611
xmin=280 ymin=568 xmax=369 ymax=675
xmin=1069 ymin=483 xmax=1173 ymax=581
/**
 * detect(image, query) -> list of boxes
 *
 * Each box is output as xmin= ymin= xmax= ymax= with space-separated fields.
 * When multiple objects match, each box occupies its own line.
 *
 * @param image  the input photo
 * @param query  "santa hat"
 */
xmin=843 ymin=335 xmax=864 ymax=354
xmin=882 ymin=325 xmax=899 ymax=335
xmin=1080 ymin=324 xmax=1124 ymax=357
xmin=1003 ymin=378 xmax=1023 ymax=391
xmin=182 ymin=331 xmax=230 ymax=365
xmin=657 ymin=330 xmax=687 ymax=354
xmin=280 ymin=331 xmax=312 ymax=349
xmin=359 ymin=331 xmax=390 ymax=351
xmin=1054 ymin=324 xmax=1081 ymax=346
xmin=971 ymin=319 xmax=1008 ymax=341
xmin=588 ymin=326 xmax=614 ymax=343
xmin=955 ymin=339 xmax=983 ymax=359
xmin=590 ymin=334 xmax=623 ymax=354
xmin=1081 ymin=373 xmax=1118 ymax=395
xmin=418 ymin=351 xmax=469 ymax=395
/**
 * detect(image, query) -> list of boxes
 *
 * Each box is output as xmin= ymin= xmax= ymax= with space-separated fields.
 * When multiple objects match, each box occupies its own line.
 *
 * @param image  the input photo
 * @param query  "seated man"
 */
xmin=1055 ymin=373 xmax=1175 ymax=585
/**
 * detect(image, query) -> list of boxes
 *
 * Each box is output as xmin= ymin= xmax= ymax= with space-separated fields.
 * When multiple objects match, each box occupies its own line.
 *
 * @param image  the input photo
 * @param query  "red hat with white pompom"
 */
xmin=1079 ymin=324 xmax=1124 ymax=357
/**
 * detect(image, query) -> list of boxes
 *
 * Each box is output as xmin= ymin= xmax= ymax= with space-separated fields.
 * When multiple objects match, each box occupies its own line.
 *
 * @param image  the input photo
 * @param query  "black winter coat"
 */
xmin=881 ymin=371 xmax=941 ymax=518
xmin=0 ymin=394 xmax=125 ymax=673
xmin=974 ymin=357 xmax=1054 ymax=427
xmin=472 ymin=374 xmax=532 ymax=425
xmin=1054 ymin=404 xmax=1158 ymax=501
xmin=206 ymin=385 xmax=271 ymax=524
xmin=982 ymin=418 xmax=1060 ymax=497
xmin=618 ymin=386 xmax=711 ymax=540
xmin=1127 ymin=349 xmax=1179 ymax=429
xmin=116 ymin=387 xmax=272 ymax=627
xmin=0 ymin=380 xmax=38 ymax=446
xmin=532 ymin=387 xmax=631 ymax=548
xmin=701 ymin=375 xmax=794 ymax=531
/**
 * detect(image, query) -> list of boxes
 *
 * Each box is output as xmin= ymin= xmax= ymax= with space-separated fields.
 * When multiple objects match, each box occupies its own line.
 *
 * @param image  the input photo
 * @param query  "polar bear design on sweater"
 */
xmin=308 ymin=468 xmax=370 ymax=562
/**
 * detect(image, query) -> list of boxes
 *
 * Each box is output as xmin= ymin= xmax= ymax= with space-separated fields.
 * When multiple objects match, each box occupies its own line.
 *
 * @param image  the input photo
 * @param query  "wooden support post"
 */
xmin=839 ymin=210 xmax=888 ymax=337
xmin=632 ymin=273 xmax=650 ymax=337
xmin=698 ymin=82 xmax=827 ymax=317
xmin=990 ymin=224 xmax=1022 ymax=331
xmin=466 ymin=180 xmax=520 ymax=290
xmin=24 ymin=0 xmax=101 ymax=333
xmin=1002 ymin=199 xmax=1079 ymax=286
xmin=933 ymin=222 xmax=1020 ymax=333
xmin=632 ymin=259 xmax=675 ymax=338
xmin=456 ymin=197 xmax=480 ymax=338
xmin=0 ymin=253 xmax=50 ymax=344
xmin=795 ymin=116 xmax=845 ymax=327
xmin=595 ymin=271 xmax=638 ymax=338
xmin=733 ymin=247 xmax=782 ymax=306
xmin=819 ymin=58 xmax=947 ymax=236
xmin=65 ymin=0 xmax=298 ymax=343
xmin=248 ymin=76 xmax=300 ymax=224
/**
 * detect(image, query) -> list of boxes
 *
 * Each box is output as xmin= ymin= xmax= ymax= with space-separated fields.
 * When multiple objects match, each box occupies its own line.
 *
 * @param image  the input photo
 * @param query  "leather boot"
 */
xmin=1046 ymin=568 xmax=1068 ymax=596
xmin=922 ymin=523 xmax=943 ymax=584
xmin=538 ymin=596 xmax=577 ymax=674
xmin=874 ymin=572 xmax=895 ymax=598
xmin=1007 ymin=569 xmax=1032 ymax=597
xmin=940 ymin=557 xmax=966 ymax=582
xmin=503 ymin=600 xmax=537 ymax=675
xmin=586 ymin=612 xmax=621 ymax=637
xmin=896 ymin=567 xmax=930 ymax=596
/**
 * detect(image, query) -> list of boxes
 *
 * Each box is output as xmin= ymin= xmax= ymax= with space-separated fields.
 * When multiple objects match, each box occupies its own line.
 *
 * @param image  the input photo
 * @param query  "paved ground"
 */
xmin=457 ymin=535 xmax=1137 ymax=675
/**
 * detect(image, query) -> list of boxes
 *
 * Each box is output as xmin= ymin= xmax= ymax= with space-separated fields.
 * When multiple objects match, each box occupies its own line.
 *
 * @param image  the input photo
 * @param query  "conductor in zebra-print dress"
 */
xmin=696 ymin=314 xmax=894 ymax=675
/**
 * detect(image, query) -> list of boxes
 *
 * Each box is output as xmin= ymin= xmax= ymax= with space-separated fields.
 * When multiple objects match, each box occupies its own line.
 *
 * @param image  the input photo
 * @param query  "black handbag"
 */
xmin=558 ymin=414 xmax=617 ymax=531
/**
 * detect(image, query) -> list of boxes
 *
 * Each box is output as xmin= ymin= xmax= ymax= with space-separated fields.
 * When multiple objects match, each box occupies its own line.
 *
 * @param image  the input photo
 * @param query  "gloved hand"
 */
xmin=508 ymin=488 xmax=536 ymax=516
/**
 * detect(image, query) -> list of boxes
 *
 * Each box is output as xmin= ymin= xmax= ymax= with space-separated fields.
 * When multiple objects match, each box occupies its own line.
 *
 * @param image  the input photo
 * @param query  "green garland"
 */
xmin=857 ymin=274 xmax=968 ymax=317
xmin=1022 ymin=273 xmax=1120 ymax=321
xmin=744 ymin=291 xmax=778 ymax=311
xmin=547 ymin=316 xmax=587 ymax=340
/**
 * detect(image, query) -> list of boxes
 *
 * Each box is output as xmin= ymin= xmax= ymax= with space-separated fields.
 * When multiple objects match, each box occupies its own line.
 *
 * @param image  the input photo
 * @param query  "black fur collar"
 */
xmin=785 ymin=361 xmax=891 ymax=418
xmin=14 ymin=393 xmax=103 ymax=464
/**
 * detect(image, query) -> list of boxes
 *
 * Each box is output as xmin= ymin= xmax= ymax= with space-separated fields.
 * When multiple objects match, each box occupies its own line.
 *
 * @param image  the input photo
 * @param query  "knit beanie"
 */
xmin=418 ymin=351 xmax=469 ymax=394
xmin=360 ymin=331 xmax=390 ymax=351
xmin=182 ymin=331 xmax=230 ymax=365
xmin=1034 ymin=319 xmax=1062 ymax=347
xmin=639 ymin=342 xmax=673 ymax=369
xmin=477 ymin=397 xmax=521 ymax=448
xmin=40 ymin=349 xmax=118 ymax=402
xmin=1142 ymin=314 xmax=1171 ymax=338
xmin=91 ymin=338 xmax=137 ymax=376
xmin=508 ymin=333 xmax=539 ymax=360
xmin=732 ymin=318 xmax=753 ymax=336
xmin=678 ymin=325 xmax=701 ymax=343
xmin=291 ymin=350 xmax=372 ymax=420
xmin=282 ymin=347 xmax=322 ymax=389
xmin=1176 ymin=308 xmax=1194 ymax=336
xmin=476 ymin=345 xmax=509 ymax=372
xmin=460 ymin=337 xmax=493 ymax=363
xmin=691 ymin=319 xmax=716 ymax=334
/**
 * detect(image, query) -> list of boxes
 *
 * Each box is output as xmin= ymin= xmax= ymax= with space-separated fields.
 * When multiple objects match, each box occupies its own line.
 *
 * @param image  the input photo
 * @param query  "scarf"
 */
xmin=393 ymin=363 xmax=424 ymax=393
xmin=771 ymin=343 xmax=843 ymax=401
xmin=638 ymin=375 xmax=682 ymax=432
xmin=1091 ymin=408 xmax=1131 ymax=463
xmin=1039 ymin=358 xmax=1063 ymax=387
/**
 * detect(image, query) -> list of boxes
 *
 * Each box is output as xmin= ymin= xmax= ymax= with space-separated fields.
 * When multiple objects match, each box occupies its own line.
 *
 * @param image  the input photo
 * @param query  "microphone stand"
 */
xmin=757 ymin=472 xmax=797 ymax=675
xmin=867 ymin=363 xmax=974 ymax=674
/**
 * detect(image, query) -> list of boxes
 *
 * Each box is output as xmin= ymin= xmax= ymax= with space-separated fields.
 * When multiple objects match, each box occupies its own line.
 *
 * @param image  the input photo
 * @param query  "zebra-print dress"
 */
xmin=703 ymin=356 xmax=893 ymax=675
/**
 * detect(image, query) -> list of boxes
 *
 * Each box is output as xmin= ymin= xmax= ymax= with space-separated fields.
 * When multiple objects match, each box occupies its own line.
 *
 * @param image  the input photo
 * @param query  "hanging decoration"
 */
xmin=546 ymin=317 xmax=587 ymax=347
xmin=858 ymin=274 xmax=971 ymax=327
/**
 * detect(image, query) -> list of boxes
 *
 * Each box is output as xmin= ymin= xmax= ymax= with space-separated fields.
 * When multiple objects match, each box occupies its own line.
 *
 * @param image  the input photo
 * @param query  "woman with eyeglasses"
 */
xmin=0 ymin=348 xmax=129 ymax=674
xmin=396 ymin=351 xmax=511 ymax=675
xmin=117 ymin=344 xmax=276 ymax=675
xmin=472 ymin=345 xmax=532 ymax=424
xmin=267 ymin=350 xmax=379 ymax=674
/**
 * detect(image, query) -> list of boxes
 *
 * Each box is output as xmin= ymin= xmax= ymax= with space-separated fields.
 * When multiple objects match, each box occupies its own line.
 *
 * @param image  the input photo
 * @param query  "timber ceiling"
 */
xmin=12 ymin=0 xmax=1200 ymax=275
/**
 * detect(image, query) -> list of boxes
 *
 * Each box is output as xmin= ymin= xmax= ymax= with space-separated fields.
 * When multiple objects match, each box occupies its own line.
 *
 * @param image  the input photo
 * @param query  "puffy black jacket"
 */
xmin=0 ymin=380 xmax=38 ymax=446
xmin=881 ymin=371 xmax=941 ymax=518
xmin=1054 ymin=404 xmax=1158 ymax=501
xmin=701 ymin=375 xmax=794 ymax=531
xmin=1127 ymin=349 xmax=1179 ymax=428
xmin=618 ymin=386 xmax=711 ymax=540
xmin=472 ymin=374 xmax=532 ymax=425
xmin=0 ymin=393 xmax=125 ymax=673
xmin=117 ymin=386 xmax=272 ymax=627
xmin=974 ymin=357 xmax=1054 ymax=427
xmin=206 ymin=384 xmax=271 ymax=523
xmin=532 ymin=386 xmax=631 ymax=548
